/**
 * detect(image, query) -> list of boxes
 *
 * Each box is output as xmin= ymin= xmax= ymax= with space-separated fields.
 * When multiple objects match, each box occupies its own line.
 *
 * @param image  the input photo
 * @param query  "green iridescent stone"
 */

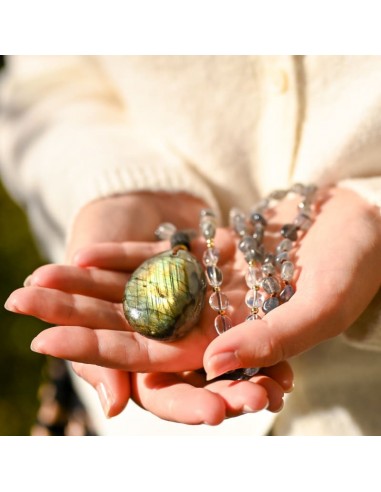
xmin=123 ymin=249 xmax=207 ymax=341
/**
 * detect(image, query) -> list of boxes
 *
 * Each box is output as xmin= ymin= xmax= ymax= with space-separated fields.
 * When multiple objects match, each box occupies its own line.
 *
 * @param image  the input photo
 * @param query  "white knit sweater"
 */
xmin=1 ymin=56 xmax=381 ymax=435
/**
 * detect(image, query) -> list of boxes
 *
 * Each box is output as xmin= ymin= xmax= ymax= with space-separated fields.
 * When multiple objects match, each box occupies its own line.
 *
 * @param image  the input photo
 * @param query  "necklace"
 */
xmin=122 ymin=183 xmax=318 ymax=380
xmin=202 ymin=183 xmax=318 ymax=380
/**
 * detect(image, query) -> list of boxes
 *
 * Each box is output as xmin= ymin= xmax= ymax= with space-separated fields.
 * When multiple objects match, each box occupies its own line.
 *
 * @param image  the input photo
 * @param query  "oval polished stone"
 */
xmin=123 ymin=249 xmax=206 ymax=341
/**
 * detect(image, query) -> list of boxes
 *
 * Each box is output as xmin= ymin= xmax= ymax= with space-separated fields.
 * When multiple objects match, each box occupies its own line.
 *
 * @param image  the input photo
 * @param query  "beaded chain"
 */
xmin=154 ymin=183 xmax=318 ymax=379
xmin=199 ymin=209 xmax=232 ymax=335
xmin=229 ymin=183 xmax=317 ymax=321
xmin=199 ymin=184 xmax=318 ymax=380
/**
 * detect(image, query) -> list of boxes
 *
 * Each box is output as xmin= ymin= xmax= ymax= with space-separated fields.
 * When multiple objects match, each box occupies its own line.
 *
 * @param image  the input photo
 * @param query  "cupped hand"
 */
xmin=204 ymin=187 xmax=381 ymax=378
xmin=5 ymin=190 xmax=293 ymax=421
xmin=15 ymin=187 xmax=380 ymax=382
xmin=5 ymin=250 xmax=292 ymax=422
xmin=9 ymin=228 xmax=240 ymax=372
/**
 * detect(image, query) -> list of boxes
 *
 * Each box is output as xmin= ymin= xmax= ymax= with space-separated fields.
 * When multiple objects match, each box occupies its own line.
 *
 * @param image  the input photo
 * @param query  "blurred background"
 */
xmin=0 ymin=55 xmax=48 ymax=435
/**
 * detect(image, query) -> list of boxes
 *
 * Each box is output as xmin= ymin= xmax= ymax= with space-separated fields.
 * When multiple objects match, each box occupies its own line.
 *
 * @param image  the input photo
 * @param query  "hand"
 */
xmin=7 ymin=191 xmax=209 ymax=419
xmin=6 ymin=190 xmax=292 ymax=421
xmin=19 ymin=187 xmax=379 ymax=380
xmin=203 ymin=187 xmax=381 ymax=378
xmin=12 ymin=228 xmax=258 ymax=372
xmin=8 ymin=259 xmax=292 ymax=422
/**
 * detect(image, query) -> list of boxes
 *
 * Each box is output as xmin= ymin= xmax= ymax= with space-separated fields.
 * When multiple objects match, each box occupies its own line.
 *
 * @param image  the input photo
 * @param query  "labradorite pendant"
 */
xmin=123 ymin=248 xmax=207 ymax=341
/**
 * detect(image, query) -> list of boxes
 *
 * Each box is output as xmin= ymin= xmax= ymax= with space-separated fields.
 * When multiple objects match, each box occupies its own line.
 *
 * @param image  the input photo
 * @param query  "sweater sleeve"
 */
xmin=0 ymin=56 xmax=219 ymax=262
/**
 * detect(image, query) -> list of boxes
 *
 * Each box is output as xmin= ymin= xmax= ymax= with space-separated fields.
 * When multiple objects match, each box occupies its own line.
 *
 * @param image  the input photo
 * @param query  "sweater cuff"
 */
xmin=338 ymin=176 xmax=381 ymax=209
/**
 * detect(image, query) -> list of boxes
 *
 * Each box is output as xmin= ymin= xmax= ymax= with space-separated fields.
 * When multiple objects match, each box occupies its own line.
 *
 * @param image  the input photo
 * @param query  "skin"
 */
xmin=5 ymin=192 xmax=292 ymax=424
xmin=5 ymin=186 xmax=381 ymax=425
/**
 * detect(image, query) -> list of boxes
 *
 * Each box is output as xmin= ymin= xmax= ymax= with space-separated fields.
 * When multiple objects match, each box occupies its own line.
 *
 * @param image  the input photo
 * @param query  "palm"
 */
xmin=7 ymin=227 xmax=290 ymax=421
xmin=13 ymin=228 xmax=250 ymax=372
xmin=203 ymin=187 xmax=381 ymax=377
xmin=6 ymin=192 xmax=294 ymax=422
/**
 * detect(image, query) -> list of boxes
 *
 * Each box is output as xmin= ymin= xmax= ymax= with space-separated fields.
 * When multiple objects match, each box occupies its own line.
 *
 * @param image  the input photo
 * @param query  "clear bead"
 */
xmin=305 ymin=184 xmax=318 ymax=197
xmin=202 ymin=247 xmax=220 ymax=266
xmin=276 ymin=238 xmax=293 ymax=253
xmin=249 ymin=212 xmax=267 ymax=226
xmin=245 ymin=266 xmax=262 ymax=288
xmin=229 ymin=208 xmax=246 ymax=235
xmin=214 ymin=314 xmax=233 ymax=335
xmin=245 ymin=289 xmax=264 ymax=309
xmin=264 ymin=253 xmax=276 ymax=264
xmin=298 ymin=199 xmax=312 ymax=213
xmin=269 ymin=189 xmax=288 ymax=200
xmin=281 ymin=261 xmax=295 ymax=281
xmin=276 ymin=251 xmax=289 ymax=265
xmin=200 ymin=208 xmax=217 ymax=219
xmin=206 ymin=265 xmax=223 ymax=287
xmin=239 ymin=235 xmax=257 ymax=253
xmin=155 ymin=222 xmax=177 ymax=240
xmin=290 ymin=183 xmax=306 ymax=195
xmin=200 ymin=219 xmax=216 ymax=239
xmin=253 ymin=223 xmax=265 ymax=243
xmin=209 ymin=291 xmax=229 ymax=311
xmin=251 ymin=198 xmax=269 ymax=213
xmin=246 ymin=313 xmax=262 ymax=321
xmin=262 ymin=262 xmax=275 ymax=275
xmin=243 ymin=367 xmax=260 ymax=377
xmin=262 ymin=296 xmax=280 ymax=314
xmin=245 ymin=248 xmax=264 ymax=264
xmin=262 ymin=276 xmax=281 ymax=294
xmin=294 ymin=212 xmax=312 ymax=231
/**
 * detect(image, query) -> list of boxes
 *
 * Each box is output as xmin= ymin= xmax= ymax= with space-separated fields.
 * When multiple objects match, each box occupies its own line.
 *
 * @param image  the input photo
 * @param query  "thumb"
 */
xmin=203 ymin=289 xmax=344 ymax=380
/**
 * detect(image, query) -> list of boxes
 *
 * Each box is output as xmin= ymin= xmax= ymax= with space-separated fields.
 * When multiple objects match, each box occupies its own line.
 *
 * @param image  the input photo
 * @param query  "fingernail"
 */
xmin=30 ymin=338 xmax=44 ymax=354
xmin=243 ymin=399 xmax=269 ymax=414
xmin=23 ymin=275 xmax=32 ymax=287
xmin=4 ymin=296 xmax=16 ymax=312
xmin=205 ymin=352 xmax=241 ymax=381
xmin=97 ymin=383 xmax=113 ymax=418
xmin=243 ymin=405 xmax=259 ymax=414
xmin=273 ymin=400 xmax=284 ymax=413
xmin=285 ymin=382 xmax=295 ymax=393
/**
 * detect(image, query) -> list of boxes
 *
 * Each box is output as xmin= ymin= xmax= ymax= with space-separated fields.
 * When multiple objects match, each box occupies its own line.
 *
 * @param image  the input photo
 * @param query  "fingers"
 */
xmin=131 ymin=369 xmax=282 ymax=425
xmin=73 ymin=241 xmax=168 ymax=270
xmin=72 ymin=228 xmax=237 ymax=271
xmin=131 ymin=372 xmax=226 ymax=425
xmin=30 ymin=325 xmax=206 ymax=372
xmin=6 ymin=287 xmax=129 ymax=332
xmin=260 ymin=360 xmax=294 ymax=393
xmin=26 ymin=264 xmax=128 ymax=302
xmin=71 ymin=363 xmax=130 ymax=418
xmin=184 ymin=367 xmax=288 ymax=414
xmin=249 ymin=374 xmax=285 ymax=413
xmin=204 ymin=378 xmax=269 ymax=416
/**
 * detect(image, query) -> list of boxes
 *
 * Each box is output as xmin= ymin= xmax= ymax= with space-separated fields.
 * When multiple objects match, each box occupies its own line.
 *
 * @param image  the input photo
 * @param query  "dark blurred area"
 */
xmin=0 ymin=55 xmax=48 ymax=435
